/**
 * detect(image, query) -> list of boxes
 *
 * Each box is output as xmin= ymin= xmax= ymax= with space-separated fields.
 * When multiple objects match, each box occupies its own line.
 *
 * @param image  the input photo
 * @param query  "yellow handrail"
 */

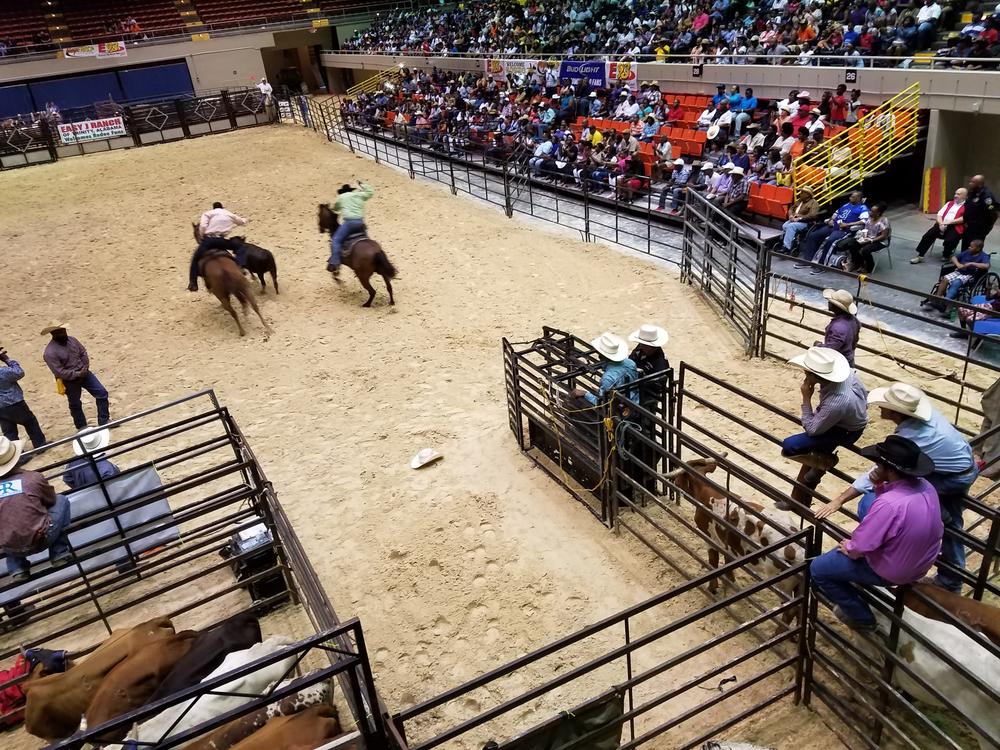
xmin=791 ymin=82 xmax=920 ymax=205
xmin=347 ymin=67 xmax=403 ymax=96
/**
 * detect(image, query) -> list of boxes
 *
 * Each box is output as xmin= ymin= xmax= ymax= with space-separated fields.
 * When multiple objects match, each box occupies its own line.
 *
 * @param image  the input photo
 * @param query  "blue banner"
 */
xmin=558 ymin=59 xmax=606 ymax=89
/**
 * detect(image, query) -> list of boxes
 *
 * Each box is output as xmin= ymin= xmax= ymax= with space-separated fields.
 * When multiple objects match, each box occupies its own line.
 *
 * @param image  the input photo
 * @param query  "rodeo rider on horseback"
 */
xmin=187 ymin=202 xmax=249 ymax=292
xmin=328 ymin=181 xmax=374 ymax=277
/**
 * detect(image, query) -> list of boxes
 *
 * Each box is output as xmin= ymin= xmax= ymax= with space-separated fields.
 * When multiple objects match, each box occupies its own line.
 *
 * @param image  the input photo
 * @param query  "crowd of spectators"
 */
xmin=344 ymin=0 xmax=1000 ymax=67
xmin=340 ymin=66 xmax=865 ymax=218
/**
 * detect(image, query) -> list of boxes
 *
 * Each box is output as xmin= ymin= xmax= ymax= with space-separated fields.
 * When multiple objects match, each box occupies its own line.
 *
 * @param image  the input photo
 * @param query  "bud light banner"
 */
xmin=558 ymin=59 xmax=606 ymax=88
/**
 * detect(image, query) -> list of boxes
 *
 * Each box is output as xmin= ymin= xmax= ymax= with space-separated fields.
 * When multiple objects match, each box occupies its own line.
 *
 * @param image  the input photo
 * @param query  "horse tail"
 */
xmin=216 ymin=260 xmax=250 ymax=301
xmin=373 ymin=250 xmax=397 ymax=279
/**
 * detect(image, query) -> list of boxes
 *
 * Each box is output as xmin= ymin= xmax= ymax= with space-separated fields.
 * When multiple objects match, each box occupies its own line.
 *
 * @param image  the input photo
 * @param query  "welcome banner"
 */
xmin=58 ymin=116 xmax=127 ymax=144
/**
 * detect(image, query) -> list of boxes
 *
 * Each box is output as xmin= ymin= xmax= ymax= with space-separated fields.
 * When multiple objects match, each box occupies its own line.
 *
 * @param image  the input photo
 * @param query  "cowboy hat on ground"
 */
xmin=823 ymin=288 xmax=857 ymax=315
xmin=788 ymin=346 xmax=851 ymax=383
xmin=629 ymin=324 xmax=669 ymax=348
xmin=73 ymin=427 xmax=111 ymax=457
xmin=860 ymin=434 xmax=935 ymax=477
xmin=410 ymin=448 xmax=443 ymax=469
xmin=0 ymin=437 xmax=24 ymax=478
xmin=867 ymin=382 xmax=933 ymax=421
xmin=590 ymin=332 xmax=630 ymax=362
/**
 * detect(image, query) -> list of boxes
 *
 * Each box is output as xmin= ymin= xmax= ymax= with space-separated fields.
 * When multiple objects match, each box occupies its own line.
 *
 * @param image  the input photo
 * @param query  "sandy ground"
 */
xmin=0 ymin=124 xmax=890 ymax=748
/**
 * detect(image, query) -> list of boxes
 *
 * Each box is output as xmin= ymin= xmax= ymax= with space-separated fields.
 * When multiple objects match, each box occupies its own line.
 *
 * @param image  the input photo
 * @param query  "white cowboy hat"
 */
xmin=629 ymin=324 xmax=669 ymax=348
xmin=410 ymin=448 xmax=443 ymax=469
xmin=788 ymin=346 xmax=851 ymax=383
xmin=729 ymin=166 xmax=745 ymax=177
xmin=867 ymin=383 xmax=933 ymax=421
xmin=590 ymin=332 xmax=630 ymax=362
xmin=673 ymin=158 xmax=685 ymax=166
xmin=706 ymin=124 xmax=721 ymax=140
xmin=823 ymin=288 xmax=858 ymax=315
xmin=0 ymin=437 xmax=23 ymax=478
xmin=589 ymin=91 xmax=598 ymax=98
xmin=797 ymin=90 xmax=811 ymax=99
xmin=810 ymin=108 xmax=822 ymax=116
xmin=73 ymin=427 xmax=111 ymax=457
xmin=700 ymin=162 xmax=715 ymax=171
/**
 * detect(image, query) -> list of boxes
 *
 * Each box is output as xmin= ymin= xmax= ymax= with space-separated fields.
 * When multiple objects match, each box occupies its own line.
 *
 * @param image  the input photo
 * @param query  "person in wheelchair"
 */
xmin=922 ymin=239 xmax=991 ymax=315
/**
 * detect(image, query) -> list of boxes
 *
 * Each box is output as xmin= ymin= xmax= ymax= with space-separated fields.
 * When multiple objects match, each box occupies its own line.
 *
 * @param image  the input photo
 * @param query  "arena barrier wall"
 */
xmin=0 ymin=88 xmax=274 ymax=170
xmin=0 ymin=391 xmax=390 ymax=749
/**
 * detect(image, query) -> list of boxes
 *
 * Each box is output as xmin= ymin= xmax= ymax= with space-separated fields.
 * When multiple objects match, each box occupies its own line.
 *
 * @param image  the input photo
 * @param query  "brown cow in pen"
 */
xmin=227 ymin=704 xmax=347 ymax=750
xmin=22 ymin=617 xmax=176 ymax=740
xmin=85 ymin=629 xmax=199 ymax=740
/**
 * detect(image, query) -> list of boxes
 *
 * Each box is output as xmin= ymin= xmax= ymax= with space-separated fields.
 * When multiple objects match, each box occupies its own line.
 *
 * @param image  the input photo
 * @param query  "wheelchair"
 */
xmin=922 ymin=263 xmax=999 ymax=312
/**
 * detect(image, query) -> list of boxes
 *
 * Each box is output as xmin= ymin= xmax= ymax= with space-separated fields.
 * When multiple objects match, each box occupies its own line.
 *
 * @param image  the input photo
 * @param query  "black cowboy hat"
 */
xmin=338 ymin=184 xmax=354 ymax=194
xmin=860 ymin=435 xmax=935 ymax=477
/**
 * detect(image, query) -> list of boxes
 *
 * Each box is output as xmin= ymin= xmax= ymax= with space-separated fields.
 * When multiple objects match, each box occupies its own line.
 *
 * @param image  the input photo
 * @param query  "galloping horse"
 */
xmin=192 ymin=224 xmax=279 ymax=293
xmin=201 ymin=252 xmax=271 ymax=337
xmin=318 ymin=205 xmax=396 ymax=307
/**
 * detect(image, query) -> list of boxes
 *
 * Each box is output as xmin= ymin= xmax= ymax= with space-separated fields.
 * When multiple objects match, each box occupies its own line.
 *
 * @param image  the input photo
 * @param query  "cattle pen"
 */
xmin=0 ymin=392 xmax=389 ymax=750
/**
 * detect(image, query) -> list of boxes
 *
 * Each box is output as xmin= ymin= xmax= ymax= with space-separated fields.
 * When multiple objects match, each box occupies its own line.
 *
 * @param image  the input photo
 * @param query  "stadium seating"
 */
xmin=193 ymin=0 xmax=303 ymax=26
xmin=0 ymin=0 xmax=48 ymax=50
xmin=60 ymin=0 xmax=185 ymax=40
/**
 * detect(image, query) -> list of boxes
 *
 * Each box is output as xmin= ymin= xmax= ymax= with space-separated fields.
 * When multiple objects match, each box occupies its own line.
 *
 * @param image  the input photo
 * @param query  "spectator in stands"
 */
xmin=829 ymin=85 xmax=849 ymax=125
xmin=780 ymin=346 xmax=869 ymax=468
xmin=796 ymin=191 xmax=869 ymax=268
xmin=806 ymin=108 xmax=826 ymax=137
xmin=841 ymin=202 xmax=892 ymax=274
xmin=911 ymin=188 xmax=967 ymax=263
xmin=529 ymin=134 xmax=555 ymax=176
xmin=780 ymin=186 xmax=821 ymax=254
xmin=818 ymin=383 xmax=977 ymax=593
xmin=963 ymin=174 xmax=997 ymax=249
xmin=810 ymin=435 xmax=943 ymax=632
xmin=63 ymin=428 xmax=120 ymax=490
xmin=923 ymin=239 xmax=992 ymax=314
xmin=916 ymin=0 xmax=944 ymax=50
xmin=651 ymin=136 xmax=673 ymax=181
xmin=0 ymin=436 xmax=72 ymax=581
xmin=188 ymin=202 xmax=248 ymax=291
xmin=777 ymin=122 xmax=796 ymax=155
xmin=845 ymin=89 xmax=863 ymax=124
xmin=0 ymin=348 xmax=47 ymax=455
xmin=721 ymin=166 xmax=750 ymax=217
xmin=41 ymin=325 xmax=110 ymax=430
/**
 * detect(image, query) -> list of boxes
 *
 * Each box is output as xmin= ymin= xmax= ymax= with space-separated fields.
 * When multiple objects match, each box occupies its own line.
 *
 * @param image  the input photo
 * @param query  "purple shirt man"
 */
xmin=844 ymin=477 xmax=943 ymax=583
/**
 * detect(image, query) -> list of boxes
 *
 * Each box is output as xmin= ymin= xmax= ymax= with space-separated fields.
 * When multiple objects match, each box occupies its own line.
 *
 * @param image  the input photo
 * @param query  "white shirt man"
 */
xmin=917 ymin=1 xmax=942 ymax=24
xmin=938 ymin=192 xmax=967 ymax=226
xmin=200 ymin=206 xmax=248 ymax=237
xmin=656 ymin=138 xmax=672 ymax=161
xmin=697 ymin=107 xmax=716 ymax=128
xmin=256 ymin=78 xmax=273 ymax=101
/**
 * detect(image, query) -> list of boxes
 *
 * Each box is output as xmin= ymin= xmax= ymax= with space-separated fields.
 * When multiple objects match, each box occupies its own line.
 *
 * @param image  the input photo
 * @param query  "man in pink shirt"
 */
xmin=810 ymin=435 xmax=943 ymax=632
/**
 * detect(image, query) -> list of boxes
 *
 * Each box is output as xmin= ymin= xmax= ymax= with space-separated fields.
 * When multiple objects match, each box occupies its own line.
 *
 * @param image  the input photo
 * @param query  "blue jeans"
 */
xmin=329 ymin=219 xmax=364 ymax=267
xmin=189 ymin=235 xmax=240 ymax=287
xmin=733 ymin=112 xmax=751 ymax=136
xmin=811 ymin=549 xmax=891 ymax=626
xmin=945 ymin=276 xmax=970 ymax=300
xmin=782 ymin=220 xmax=808 ymax=251
xmin=781 ymin=426 xmax=864 ymax=456
xmin=63 ymin=372 xmax=110 ymax=430
xmin=3 ymin=494 xmax=72 ymax=577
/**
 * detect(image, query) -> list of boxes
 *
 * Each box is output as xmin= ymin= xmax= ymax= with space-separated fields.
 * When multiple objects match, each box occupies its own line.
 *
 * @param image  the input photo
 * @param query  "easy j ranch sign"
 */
xmin=57 ymin=116 xmax=127 ymax=145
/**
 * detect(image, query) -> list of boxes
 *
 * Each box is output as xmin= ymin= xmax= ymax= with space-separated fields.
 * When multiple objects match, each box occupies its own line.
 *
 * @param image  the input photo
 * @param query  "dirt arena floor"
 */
xmin=0 ymin=124 xmax=873 ymax=748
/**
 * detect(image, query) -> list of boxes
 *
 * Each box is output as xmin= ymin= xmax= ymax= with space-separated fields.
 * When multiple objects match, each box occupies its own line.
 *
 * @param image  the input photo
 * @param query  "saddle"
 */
xmin=197 ymin=248 xmax=235 ymax=276
xmin=342 ymin=224 xmax=369 ymax=260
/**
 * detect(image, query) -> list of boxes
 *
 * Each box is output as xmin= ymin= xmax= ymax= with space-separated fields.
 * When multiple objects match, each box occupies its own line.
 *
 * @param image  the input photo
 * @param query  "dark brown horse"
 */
xmin=201 ymin=253 xmax=271 ymax=337
xmin=192 ymin=223 xmax=279 ymax=293
xmin=318 ymin=204 xmax=396 ymax=307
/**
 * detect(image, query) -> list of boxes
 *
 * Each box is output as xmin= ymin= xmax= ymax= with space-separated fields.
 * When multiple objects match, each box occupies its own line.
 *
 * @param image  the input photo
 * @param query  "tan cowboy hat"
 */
xmin=706 ymin=124 xmax=721 ymax=140
xmin=729 ymin=166 xmax=745 ymax=177
xmin=629 ymin=324 xmax=669 ymax=348
xmin=868 ymin=383 xmax=933 ymax=421
xmin=823 ymin=288 xmax=857 ymax=315
xmin=810 ymin=107 xmax=822 ymax=116
xmin=788 ymin=346 xmax=851 ymax=383
xmin=73 ymin=427 xmax=111 ymax=457
xmin=40 ymin=323 xmax=66 ymax=335
xmin=590 ymin=332 xmax=630 ymax=362
xmin=797 ymin=90 xmax=811 ymax=99
xmin=410 ymin=448 xmax=443 ymax=469
xmin=700 ymin=162 xmax=715 ymax=171
xmin=0 ymin=437 xmax=23 ymax=478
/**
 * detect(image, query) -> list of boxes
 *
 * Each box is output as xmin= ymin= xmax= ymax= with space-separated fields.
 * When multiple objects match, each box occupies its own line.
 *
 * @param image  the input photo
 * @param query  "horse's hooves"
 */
xmin=362 ymin=302 xmax=373 ymax=308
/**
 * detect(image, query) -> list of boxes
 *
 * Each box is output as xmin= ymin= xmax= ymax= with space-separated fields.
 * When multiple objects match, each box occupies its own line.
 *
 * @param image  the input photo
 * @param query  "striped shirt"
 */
xmin=801 ymin=372 xmax=869 ymax=435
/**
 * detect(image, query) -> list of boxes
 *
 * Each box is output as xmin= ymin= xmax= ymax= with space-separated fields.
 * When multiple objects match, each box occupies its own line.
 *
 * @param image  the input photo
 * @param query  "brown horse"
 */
xmin=192 ymin=223 xmax=279 ymax=294
xmin=201 ymin=253 xmax=271 ymax=337
xmin=318 ymin=204 xmax=396 ymax=307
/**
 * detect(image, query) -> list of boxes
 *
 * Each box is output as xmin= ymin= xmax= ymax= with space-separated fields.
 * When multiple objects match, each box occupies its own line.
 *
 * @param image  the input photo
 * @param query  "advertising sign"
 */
xmin=58 ymin=116 xmax=127 ymax=144
xmin=606 ymin=60 xmax=638 ymax=91
xmin=558 ymin=59 xmax=606 ymax=88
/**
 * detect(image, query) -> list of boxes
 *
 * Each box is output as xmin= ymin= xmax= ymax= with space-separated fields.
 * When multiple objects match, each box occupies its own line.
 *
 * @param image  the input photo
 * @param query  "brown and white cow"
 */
xmin=181 ymin=676 xmax=332 ymax=750
xmin=227 ymin=704 xmax=344 ymax=750
xmin=903 ymin=582 xmax=1000 ymax=648
xmin=664 ymin=455 xmax=769 ymax=593
xmin=22 ymin=617 xmax=176 ymax=740
xmin=85 ymin=629 xmax=199 ymax=740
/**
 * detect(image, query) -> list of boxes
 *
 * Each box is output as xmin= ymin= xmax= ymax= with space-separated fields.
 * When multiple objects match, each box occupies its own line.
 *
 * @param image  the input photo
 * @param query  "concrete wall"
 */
xmin=924 ymin=111 xmax=1000 ymax=196
xmin=320 ymin=53 xmax=1000 ymax=114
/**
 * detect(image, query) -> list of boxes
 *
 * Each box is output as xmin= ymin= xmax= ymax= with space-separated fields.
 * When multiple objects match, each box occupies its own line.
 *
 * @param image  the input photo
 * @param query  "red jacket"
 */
xmin=938 ymin=200 xmax=966 ymax=235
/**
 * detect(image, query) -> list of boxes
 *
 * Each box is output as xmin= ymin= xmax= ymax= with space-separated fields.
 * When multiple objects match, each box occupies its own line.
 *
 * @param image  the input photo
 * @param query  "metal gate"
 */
xmin=679 ymin=190 xmax=769 ymax=356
